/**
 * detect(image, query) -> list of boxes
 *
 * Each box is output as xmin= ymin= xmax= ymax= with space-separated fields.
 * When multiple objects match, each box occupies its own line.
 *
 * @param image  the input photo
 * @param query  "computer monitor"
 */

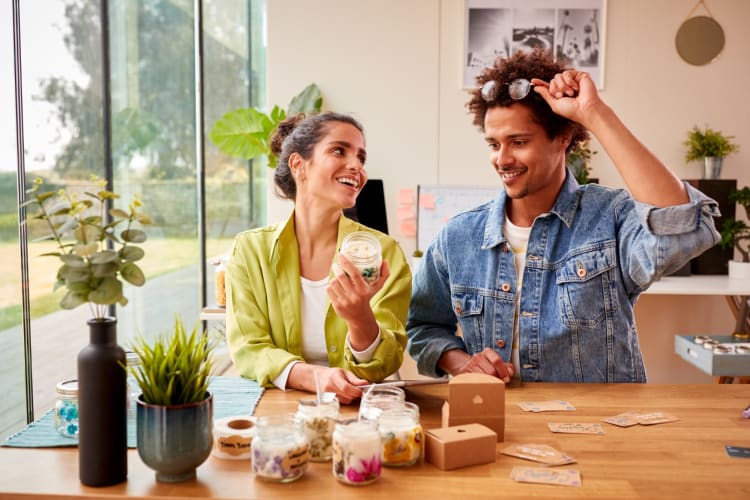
xmin=343 ymin=179 xmax=389 ymax=234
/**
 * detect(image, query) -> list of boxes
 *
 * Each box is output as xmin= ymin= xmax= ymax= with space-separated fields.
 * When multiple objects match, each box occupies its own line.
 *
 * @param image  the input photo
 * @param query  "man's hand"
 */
xmin=531 ymin=70 xmax=602 ymax=129
xmin=439 ymin=348 xmax=515 ymax=383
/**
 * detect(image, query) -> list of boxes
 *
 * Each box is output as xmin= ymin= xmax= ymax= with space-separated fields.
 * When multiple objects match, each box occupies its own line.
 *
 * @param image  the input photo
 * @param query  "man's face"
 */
xmin=484 ymin=104 xmax=568 ymax=212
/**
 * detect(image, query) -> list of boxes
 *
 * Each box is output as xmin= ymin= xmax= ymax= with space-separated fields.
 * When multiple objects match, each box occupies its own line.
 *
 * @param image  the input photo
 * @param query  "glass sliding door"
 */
xmin=0 ymin=1 xmax=26 ymax=439
xmin=0 ymin=0 xmax=266 ymax=441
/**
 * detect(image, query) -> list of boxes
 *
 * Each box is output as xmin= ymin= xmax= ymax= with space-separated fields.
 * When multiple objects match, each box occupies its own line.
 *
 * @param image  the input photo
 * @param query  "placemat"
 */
xmin=2 ymin=376 xmax=264 ymax=448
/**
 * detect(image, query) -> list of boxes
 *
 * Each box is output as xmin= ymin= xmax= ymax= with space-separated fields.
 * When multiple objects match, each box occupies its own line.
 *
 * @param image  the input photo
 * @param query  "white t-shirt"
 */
xmin=272 ymin=276 xmax=382 ymax=390
xmin=503 ymin=214 xmax=531 ymax=379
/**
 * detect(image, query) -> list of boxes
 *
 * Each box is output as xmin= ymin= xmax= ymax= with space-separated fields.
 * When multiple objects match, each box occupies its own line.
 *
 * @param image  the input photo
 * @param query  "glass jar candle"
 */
xmin=54 ymin=379 xmax=79 ymax=438
xmin=296 ymin=392 xmax=339 ymax=462
xmin=332 ymin=420 xmax=382 ymax=486
xmin=252 ymin=414 xmax=310 ymax=483
xmin=340 ymin=232 xmax=382 ymax=284
xmin=358 ymin=385 xmax=406 ymax=422
xmin=378 ymin=401 xmax=423 ymax=467
xmin=125 ymin=350 xmax=141 ymax=411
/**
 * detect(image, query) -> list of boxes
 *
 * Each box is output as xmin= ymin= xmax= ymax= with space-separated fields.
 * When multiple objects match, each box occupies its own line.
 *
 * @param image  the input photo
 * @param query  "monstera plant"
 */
xmin=209 ymin=83 xmax=323 ymax=167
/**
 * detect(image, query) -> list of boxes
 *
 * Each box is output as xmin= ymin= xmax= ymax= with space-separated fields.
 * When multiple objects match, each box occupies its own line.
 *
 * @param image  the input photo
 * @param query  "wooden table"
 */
xmin=1 ymin=382 xmax=749 ymax=499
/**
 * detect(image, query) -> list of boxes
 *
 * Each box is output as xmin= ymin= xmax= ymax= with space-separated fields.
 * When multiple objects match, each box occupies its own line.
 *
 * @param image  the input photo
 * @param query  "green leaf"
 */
xmin=88 ymin=277 xmax=123 ymax=305
xmin=60 ymin=290 xmax=87 ymax=310
xmin=121 ymin=262 xmax=146 ymax=286
xmin=60 ymin=254 xmax=86 ymax=267
xmin=287 ymin=83 xmax=323 ymax=116
xmin=209 ymin=107 xmax=275 ymax=160
xmin=59 ymin=265 xmax=90 ymax=283
xmin=91 ymin=261 xmax=119 ymax=278
xmin=89 ymin=249 xmax=119 ymax=264
xmin=109 ymin=208 xmax=129 ymax=220
xmin=120 ymin=245 xmax=145 ymax=262
xmin=121 ymin=228 xmax=147 ymax=243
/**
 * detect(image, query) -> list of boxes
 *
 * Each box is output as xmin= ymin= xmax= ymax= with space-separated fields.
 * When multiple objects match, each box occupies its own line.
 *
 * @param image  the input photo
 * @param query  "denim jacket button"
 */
xmin=455 ymin=303 xmax=462 ymax=314
xmin=577 ymin=267 xmax=587 ymax=278
xmin=501 ymin=283 xmax=511 ymax=292
xmin=495 ymin=339 xmax=506 ymax=348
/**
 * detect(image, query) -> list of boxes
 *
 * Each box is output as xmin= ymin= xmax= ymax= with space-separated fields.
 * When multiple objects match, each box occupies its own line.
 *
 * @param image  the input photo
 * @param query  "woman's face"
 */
xmin=293 ymin=122 xmax=368 ymax=210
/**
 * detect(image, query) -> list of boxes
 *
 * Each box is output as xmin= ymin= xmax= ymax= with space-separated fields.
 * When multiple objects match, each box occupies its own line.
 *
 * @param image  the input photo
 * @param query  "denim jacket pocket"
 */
xmin=556 ymin=244 xmax=616 ymax=328
xmin=450 ymin=290 xmax=484 ymax=353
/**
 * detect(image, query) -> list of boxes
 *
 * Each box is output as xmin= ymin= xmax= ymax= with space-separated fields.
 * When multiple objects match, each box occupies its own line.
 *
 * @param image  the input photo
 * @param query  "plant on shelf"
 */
xmin=209 ymin=83 xmax=323 ymax=167
xmin=129 ymin=315 xmax=216 ymax=483
xmin=566 ymin=140 xmax=597 ymax=184
xmin=719 ymin=186 xmax=750 ymax=264
xmin=24 ymin=175 xmax=151 ymax=318
xmin=683 ymin=125 xmax=739 ymax=162
xmin=683 ymin=125 xmax=739 ymax=179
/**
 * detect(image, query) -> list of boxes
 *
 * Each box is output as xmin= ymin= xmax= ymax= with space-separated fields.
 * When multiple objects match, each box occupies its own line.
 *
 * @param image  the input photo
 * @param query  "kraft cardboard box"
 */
xmin=424 ymin=423 xmax=497 ymax=470
xmin=441 ymin=373 xmax=505 ymax=441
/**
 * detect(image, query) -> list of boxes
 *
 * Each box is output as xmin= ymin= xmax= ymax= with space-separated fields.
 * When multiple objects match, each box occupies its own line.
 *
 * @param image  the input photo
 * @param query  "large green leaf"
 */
xmin=209 ymin=107 xmax=275 ymax=160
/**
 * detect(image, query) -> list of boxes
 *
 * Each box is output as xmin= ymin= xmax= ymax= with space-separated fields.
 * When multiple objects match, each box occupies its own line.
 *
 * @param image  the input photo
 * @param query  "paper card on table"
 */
xmin=510 ymin=466 xmax=582 ymax=487
xmin=631 ymin=412 xmax=679 ymax=425
xmin=500 ymin=443 xmax=576 ymax=466
xmin=725 ymin=445 xmax=750 ymax=458
xmin=601 ymin=412 xmax=640 ymax=427
xmin=548 ymin=422 xmax=605 ymax=435
xmin=519 ymin=400 xmax=576 ymax=412
xmin=398 ymin=188 xmax=414 ymax=205
xmin=419 ymin=193 xmax=435 ymax=209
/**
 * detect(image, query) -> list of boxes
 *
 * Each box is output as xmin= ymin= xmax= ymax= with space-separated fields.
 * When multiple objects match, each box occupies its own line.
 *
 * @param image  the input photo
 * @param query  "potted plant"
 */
xmin=411 ymin=249 xmax=424 ymax=272
xmin=209 ymin=83 xmax=323 ymax=167
xmin=129 ymin=315 xmax=216 ymax=483
xmin=683 ymin=125 xmax=739 ymax=179
xmin=567 ymin=140 xmax=597 ymax=184
xmin=720 ymin=187 xmax=750 ymax=276
xmin=23 ymin=175 xmax=151 ymax=487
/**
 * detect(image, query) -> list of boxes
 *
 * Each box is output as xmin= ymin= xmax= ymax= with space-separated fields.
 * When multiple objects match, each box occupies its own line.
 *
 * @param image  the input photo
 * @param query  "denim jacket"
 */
xmin=407 ymin=173 xmax=720 ymax=382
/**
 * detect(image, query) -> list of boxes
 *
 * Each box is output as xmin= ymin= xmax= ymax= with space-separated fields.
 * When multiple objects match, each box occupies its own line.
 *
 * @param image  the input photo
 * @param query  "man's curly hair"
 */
xmin=466 ymin=48 xmax=588 ymax=154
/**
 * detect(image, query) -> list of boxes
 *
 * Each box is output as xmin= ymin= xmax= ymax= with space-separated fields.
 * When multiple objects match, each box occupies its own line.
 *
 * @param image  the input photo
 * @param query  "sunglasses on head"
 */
xmin=480 ymin=78 xmax=534 ymax=102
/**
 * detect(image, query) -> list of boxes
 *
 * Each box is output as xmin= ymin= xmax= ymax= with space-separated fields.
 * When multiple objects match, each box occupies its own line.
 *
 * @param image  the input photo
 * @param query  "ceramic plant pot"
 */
xmin=136 ymin=393 xmax=214 ymax=482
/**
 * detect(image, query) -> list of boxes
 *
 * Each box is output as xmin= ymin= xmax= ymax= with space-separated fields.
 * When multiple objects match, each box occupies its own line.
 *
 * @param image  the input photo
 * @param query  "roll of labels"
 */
xmin=212 ymin=416 xmax=256 ymax=460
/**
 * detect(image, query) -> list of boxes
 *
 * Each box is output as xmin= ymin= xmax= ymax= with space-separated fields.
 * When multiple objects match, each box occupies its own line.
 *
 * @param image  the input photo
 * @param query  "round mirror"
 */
xmin=675 ymin=16 xmax=725 ymax=66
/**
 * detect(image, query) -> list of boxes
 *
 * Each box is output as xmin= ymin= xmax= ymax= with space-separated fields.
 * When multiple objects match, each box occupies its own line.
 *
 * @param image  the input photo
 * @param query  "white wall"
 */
xmin=266 ymin=0 xmax=750 ymax=383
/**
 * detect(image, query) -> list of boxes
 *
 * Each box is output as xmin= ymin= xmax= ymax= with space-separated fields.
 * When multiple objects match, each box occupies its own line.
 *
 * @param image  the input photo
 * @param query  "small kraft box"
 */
xmin=424 ymin=423 xmax=497 ymax=471
xmin=441 ymin=373 xmax=505 ymax=442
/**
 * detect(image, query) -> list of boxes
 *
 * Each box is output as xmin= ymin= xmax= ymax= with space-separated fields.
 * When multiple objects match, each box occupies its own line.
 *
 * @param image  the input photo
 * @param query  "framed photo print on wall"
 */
xmin=464 ymin=0 xmax=606 ymax=89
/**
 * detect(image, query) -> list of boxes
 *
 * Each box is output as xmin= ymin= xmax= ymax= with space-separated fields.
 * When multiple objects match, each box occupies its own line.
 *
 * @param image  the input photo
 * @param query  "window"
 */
xmin=0 ymin=0 xmax=265 ymax=441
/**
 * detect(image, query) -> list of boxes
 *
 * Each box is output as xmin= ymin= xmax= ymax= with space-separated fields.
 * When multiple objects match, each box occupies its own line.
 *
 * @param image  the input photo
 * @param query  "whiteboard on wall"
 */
xmin=416 ymin=184 xmax=500 ymax=252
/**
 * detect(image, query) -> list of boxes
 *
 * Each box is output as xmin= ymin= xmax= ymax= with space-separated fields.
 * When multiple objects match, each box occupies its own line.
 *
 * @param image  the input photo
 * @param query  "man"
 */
xmin=406 ymin=49 xmax=720 ymax=383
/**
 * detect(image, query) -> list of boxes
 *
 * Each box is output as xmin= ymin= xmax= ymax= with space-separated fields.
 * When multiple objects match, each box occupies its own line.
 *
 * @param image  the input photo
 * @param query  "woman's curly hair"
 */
xmin=466 ymin=48 xmax=588 ymax=154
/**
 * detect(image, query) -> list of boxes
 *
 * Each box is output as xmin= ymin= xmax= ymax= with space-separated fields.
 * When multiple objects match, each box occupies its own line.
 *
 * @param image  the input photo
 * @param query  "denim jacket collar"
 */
xmin=483 ymin=170 xmax=581 ymax=250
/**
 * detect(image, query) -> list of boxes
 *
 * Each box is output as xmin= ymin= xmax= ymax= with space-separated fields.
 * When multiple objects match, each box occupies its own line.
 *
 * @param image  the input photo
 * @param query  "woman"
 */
xmin=225 ymin=112 xmax=411 ymax=404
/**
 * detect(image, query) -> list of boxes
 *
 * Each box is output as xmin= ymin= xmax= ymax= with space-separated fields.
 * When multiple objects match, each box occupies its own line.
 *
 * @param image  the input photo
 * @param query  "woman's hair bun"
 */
xmin=270 ymin=113 xmax=306 ymax=157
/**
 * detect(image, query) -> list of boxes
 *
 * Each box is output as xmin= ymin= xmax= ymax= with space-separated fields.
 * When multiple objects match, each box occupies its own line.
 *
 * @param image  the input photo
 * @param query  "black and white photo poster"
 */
xmin=464 ymin=0 xmax=606 ymax=89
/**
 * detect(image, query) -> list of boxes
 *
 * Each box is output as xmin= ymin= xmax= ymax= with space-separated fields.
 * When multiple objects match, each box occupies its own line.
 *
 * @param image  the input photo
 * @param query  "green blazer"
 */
xmin=225 ymin=211 xmax=412 ymax=387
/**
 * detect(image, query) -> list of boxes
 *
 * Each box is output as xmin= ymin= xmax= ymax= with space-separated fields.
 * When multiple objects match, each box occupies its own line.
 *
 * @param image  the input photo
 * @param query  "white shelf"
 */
xmin=644 ymin=275 xmax=750 ymax=296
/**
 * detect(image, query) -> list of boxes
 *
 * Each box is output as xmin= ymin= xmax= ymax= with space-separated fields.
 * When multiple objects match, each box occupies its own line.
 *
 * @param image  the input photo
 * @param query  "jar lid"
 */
xmin=125 ymin=350 xmax=141 ymax=366
xmin=56 ymin=379 xmax=78 ymax=396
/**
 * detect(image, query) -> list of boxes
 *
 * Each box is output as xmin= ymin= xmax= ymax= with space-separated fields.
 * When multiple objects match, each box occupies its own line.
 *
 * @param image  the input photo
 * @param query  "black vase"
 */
xmin=77 ymin=317 xmax=128 ymax=486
